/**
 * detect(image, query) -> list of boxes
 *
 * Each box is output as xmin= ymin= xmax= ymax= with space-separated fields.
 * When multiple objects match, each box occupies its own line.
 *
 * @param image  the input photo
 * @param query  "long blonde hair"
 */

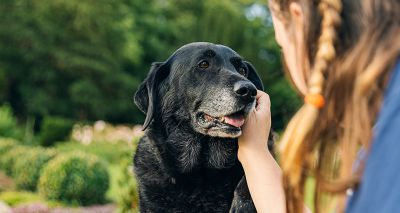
xmin=271 ymin=0 xmax=400 ymax=212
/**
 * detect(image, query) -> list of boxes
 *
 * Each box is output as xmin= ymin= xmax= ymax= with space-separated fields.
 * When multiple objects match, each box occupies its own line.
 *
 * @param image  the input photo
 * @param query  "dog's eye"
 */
xmin=198 ymin=60 xmax=209 ymax=69
xmin=238 ymin=67 xmax=247 ymax=76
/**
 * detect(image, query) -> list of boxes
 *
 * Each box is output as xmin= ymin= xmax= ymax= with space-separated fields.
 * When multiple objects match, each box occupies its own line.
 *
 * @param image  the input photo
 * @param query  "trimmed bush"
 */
xmin=115 ymin=157 xmax=139 ymax=213
xmin=13 ymin=148 xmax=57 ymax=191
xmin=39 ymin=117 xmax=74 ymax=147
xmin=0 ymin=138 xmax=18 ymax=156
xmin=0 ymin=146 xmax=30 ymax=176
xmin=38 ymin=152 xmax=109 ymax=205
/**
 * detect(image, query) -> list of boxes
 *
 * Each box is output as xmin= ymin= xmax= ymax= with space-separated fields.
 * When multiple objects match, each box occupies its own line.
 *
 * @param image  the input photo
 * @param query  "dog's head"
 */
xmin=134 ymin=42 xmax=264 ymax=138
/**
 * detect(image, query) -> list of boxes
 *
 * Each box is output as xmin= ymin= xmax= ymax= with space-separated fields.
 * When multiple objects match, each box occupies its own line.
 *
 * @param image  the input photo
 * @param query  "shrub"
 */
xmin=39 ymin=117 xmax=74 ymax=147
xmin=0 ymin=138 xmax=18 ymax=156
xmin=0 ymin=146 xmax=30 ymax=176
xmin=38 ymin=152 xmax=109 ymax=205
xmin=0 ymin=105 xmax=22 ymax=140
xmin=115 ymin=157 xmax=139 ymax=213
xmin=13 ymin=148 xmax=57 ymax=191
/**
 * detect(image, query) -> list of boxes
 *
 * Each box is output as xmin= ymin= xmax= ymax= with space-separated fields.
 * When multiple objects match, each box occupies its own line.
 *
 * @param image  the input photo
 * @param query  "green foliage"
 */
xmin=269 ymin=79 xmax=302 ymax=129
xmin=0 ymin=0 xmax=140 ymax=123
xmin=0 ymin=137 xmax=18 ymax=156
xmin=0 ymin=191 xmax=44 ymax=206
xmin=39 ymin=117 xmax=74 ymax=147
xmin=38 ymin=152 xmax=110 ymax=205
xmin=13 ymin=148 xmax=57 ymax=191
xmin=0 ymin=105 xmax=22 ymax=139
xmin=55 ymin=141 xmax=133 ymax=164
xmin=0 ymin=145 xmax=30 ymax=176
xmin=0 ymin=0 xmax=300 ymax=129
xmin=115 ymin=158 xmax=139 ymax=213
xmin=0 ymin=191 xmax=65 ymax=207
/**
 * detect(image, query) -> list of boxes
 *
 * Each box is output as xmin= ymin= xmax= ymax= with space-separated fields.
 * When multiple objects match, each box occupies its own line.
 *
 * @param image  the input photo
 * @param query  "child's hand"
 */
xmin=238 ymin=90 xmax=272 ymax=162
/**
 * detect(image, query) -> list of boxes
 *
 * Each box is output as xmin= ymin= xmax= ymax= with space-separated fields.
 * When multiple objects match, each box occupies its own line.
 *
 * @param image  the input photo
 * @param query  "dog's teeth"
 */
xmin=204 ymin=114 xmax=213 ymax=122
xmin=219 ymin=117 xmax=225 ymax=123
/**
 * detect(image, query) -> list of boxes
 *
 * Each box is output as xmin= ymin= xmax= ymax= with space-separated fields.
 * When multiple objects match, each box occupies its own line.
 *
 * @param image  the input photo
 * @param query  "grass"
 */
xmin=0 ymin=191 xmax=63 ymax=207
xmin=0 ymin=191 xmax=42 ymax=206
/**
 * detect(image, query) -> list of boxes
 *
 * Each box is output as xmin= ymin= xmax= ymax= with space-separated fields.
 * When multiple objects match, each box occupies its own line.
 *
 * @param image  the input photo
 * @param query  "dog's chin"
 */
xmin=204 ymin=127 xmax=242 ymax=138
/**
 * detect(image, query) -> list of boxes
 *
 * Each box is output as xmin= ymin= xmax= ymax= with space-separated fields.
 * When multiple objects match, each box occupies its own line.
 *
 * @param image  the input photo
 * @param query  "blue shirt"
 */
xmin=346 ymin=59 xmax=400 ymax=213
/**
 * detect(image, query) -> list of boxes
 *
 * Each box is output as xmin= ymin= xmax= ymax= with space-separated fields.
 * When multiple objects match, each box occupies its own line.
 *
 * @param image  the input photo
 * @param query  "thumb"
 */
xmin=255 ymin=90 xmax=270 ymax=113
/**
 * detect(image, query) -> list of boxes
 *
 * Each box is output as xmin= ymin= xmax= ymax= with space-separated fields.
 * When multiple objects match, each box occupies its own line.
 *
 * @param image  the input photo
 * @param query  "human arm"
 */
xmin=238 ymin=91 xmax=313 ymax=213
xmin=238 ymin=90 xmax=286 ymax=213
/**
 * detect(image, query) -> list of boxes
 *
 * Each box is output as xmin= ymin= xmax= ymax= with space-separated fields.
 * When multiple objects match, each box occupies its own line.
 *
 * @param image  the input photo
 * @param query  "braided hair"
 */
xmin=271 ymin=0 xmax=400 ymax=212
xmin=278 ymin=0 xmax=342 ymax=212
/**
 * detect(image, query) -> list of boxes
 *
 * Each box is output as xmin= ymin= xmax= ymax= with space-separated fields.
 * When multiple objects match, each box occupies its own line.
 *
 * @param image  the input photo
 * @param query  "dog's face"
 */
xmin=134 ymin=42 xmax=263 ymax=138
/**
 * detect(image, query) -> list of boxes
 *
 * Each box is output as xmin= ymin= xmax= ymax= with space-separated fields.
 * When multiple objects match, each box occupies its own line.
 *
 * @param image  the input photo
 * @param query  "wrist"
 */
xmin=238 ymin=145 xmax=273 ymax=167
xmin=238 ymin=148 xmax=281 ymax=182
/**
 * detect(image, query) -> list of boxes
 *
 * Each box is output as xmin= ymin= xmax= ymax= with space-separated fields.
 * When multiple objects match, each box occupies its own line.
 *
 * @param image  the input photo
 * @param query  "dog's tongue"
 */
xmin=224 ymin=114 xmax=245 ymax=128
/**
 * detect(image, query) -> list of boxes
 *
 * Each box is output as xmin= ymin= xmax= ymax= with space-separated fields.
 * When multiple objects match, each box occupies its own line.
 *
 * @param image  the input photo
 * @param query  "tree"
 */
xmin=0 ymin=0 xmax=142 ymax=124
xmin=0 ymin=0 xmax=300 ymax=130
xmin=145 ymin=0 xmax=301 ymax=129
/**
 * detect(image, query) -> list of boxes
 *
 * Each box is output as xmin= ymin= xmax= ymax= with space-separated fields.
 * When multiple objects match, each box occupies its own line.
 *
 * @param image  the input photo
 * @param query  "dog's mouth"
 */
xmin=201 ymin=111 xmax=245 ymax=128
xmin=195 ymin=108 xmax=248 ymax=138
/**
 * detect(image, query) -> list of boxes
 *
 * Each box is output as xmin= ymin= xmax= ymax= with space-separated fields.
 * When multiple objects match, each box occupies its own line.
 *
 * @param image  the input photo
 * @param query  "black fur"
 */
xmin=133 ymin=42 xmax=270 ymax=212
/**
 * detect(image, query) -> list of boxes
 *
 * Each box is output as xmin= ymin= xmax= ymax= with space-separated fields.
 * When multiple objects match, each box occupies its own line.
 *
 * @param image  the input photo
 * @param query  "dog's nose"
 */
xmin=234 ymin=81 xmax=257 ymax=99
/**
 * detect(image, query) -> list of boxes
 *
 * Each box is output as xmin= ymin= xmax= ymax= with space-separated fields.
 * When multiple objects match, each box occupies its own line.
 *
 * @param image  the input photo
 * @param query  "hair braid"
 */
xmin=278 ymin=0 xmax=343 ymax=212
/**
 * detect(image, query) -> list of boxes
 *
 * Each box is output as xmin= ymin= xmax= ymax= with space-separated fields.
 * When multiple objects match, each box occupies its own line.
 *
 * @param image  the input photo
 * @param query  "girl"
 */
xmin=238 ymin=0 xmax=400 ymax=212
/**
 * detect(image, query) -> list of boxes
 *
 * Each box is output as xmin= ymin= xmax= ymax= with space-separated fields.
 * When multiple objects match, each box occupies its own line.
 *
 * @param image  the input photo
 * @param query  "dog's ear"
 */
xmin=244 ymin=61 xmax=264 ymax=91
xmin=134 ymin=61 xmax=170 ymax=130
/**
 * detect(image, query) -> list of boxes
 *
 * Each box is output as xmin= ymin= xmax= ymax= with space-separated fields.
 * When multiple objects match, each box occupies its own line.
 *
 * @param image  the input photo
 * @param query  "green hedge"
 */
xmin=0 ymin=138 xmax=18 ymax=156
xmin=0 ymin=146 xmax=30 ymax=176
xmin=38 ymin=152 xmax=109 ymax=205
xmin=13 ymin=148 xmax=57 ymax=191
xmin=39 ymin=117 xmax=74 ymax=147
xmin=115 ymin=157 xmax=139 ymax=213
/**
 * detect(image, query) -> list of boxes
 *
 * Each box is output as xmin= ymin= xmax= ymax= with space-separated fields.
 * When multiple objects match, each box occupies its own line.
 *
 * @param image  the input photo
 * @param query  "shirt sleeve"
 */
xmin=346 ymin=61 xmax=400 ymax=213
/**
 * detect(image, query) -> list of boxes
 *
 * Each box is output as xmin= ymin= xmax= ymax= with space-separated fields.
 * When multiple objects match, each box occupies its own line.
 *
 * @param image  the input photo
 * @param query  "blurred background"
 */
xmin=0 ymin=0 xmax=301 ymax=212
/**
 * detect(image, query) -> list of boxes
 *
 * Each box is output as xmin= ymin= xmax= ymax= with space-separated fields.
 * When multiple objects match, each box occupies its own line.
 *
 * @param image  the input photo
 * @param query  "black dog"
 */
xmin=134 ymin=42 xmax=270 ymax=212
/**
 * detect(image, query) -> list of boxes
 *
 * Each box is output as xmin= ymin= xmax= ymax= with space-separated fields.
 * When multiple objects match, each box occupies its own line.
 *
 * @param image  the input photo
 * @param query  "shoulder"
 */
xmin=346 ymin=59 xmax=400 ymax=213
xmin=382 ymin=60 xmax=400 ymax=104
xmin=374 ymin=60 xmax=400 ymax=142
